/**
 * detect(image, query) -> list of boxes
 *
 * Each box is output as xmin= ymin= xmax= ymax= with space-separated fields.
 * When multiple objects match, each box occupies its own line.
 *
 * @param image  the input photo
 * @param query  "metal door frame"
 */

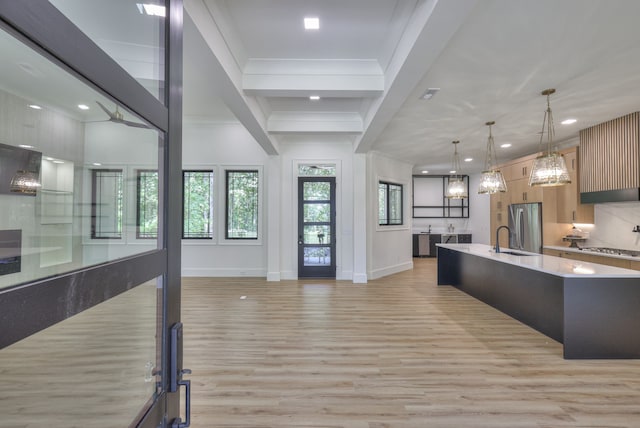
xmin=298 ymin=176 xmax=336 ymax=278
xmin=0 ymin=2 xmax=184 ymax=426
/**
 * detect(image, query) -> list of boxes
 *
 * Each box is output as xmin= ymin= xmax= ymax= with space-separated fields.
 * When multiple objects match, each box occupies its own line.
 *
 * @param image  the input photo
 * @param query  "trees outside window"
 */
xmin=91 ymin=169 xmax=124 ymax=238
xmin=136 ymin=170 xmax=158 ymax=239
xmin=183 ymin=170 xmax=213 ymax=239
xmin=378 ymin=181 xmax=403 ymax=226
xmin=225 ymin=170 xmax=258 ymax=239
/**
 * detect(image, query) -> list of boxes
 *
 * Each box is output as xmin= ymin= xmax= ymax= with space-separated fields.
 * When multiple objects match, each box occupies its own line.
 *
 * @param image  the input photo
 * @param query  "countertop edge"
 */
xmin=437 ymin=243 xmax=640 ymax=278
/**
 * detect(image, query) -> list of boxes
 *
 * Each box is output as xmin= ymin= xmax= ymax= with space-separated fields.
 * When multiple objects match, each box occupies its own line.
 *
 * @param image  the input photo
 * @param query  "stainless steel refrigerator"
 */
xmin=508 ymin=202 xmax=543 ymax=253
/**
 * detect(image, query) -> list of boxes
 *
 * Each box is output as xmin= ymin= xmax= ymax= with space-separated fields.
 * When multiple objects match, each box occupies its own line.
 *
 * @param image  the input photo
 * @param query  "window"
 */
xmin=298 ymin=164 xmax=336 ymax=176
xmin=379 ymin=181 xmax=403 ymax=226
xmin=225 ymin=170 xmax=259 ymax=239
xmin=91 ymin=169 xmax=124 ymax=239
xmin=182 ymin=170 xmax=214 ymax=239
xmin=136 ymin=170 xmax=158 ymax=239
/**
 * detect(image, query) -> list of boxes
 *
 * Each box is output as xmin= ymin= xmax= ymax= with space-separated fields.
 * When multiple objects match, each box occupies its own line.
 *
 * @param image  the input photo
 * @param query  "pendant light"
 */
xmin=445 ymin=140 xmax=468 ymax=199
xmin=10 ymin=170 xmax=41 ymax=195
xmin=528 ymin=88 xmax=571 ymax=187
xmin=478 ymin=121 xmax=507 ymax=194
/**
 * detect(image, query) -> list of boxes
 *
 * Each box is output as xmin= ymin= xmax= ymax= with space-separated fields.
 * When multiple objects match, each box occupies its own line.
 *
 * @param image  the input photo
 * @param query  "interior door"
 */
xmin=298 ymin=177 xmax=336 ymax=278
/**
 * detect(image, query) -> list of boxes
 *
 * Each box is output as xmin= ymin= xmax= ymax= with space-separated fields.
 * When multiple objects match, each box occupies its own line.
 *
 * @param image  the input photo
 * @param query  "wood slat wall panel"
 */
xmin=579 ymin=112 xmax=640 ymax=192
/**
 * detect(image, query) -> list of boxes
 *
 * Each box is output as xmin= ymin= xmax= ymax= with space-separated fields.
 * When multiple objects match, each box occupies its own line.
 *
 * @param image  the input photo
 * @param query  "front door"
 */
xmin=298 ymin=177 xmax=336 ymax=278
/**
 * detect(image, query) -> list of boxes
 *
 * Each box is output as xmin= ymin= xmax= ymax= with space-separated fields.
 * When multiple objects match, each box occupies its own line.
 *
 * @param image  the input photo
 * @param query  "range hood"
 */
xmin=581 ymin=188 xmax=640 ymax=204
xmin=579 ymin=112 xmax=640 ymax=203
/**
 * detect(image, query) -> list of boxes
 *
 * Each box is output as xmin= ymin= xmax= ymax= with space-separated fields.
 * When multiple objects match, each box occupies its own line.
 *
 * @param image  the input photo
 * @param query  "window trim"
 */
xmin=224 ymin=168 xmax=261 ymax=241
xmin=91 ymin=168 xmax=124 ymax=239
xmin=136 ymin=169 xmax=159 ymax=240
xmin=378 ymin=180 xmax=404 ymax=227
xmin=182 ymin=169 xmax=214 ymax=240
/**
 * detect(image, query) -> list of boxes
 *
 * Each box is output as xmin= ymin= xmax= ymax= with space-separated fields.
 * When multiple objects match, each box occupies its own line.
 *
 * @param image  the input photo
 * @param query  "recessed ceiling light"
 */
xmin=45 ymin=157 xmax=54 ymax=161
xmin=449 ymin=170 xmax=456 ymax=174
xmin=92 ymin=162 xmax=102 ymax=166
xmin=464 ymin=158 xmax=473 ymax=162
xmin=420 ymin=88 xmax=440 ymax=100
xmin=500 ymin=143 xmax=512 ymax=148
xmin=561 ymin=118 xmax=577 ymax=125
xmin=53 ymin=160 xmax=64 ymax=164
xmin=421 ymin=170 xmax=429 ymax=174
xmin=136 ymin=3 xmax=166 ymax=17
xmin=19 ymin=144 xmax=34 ymax=149
xmin=78 ymin=104 xmax=90 ymax=110
xmin=28 ymin=104 xmax=41 ymax=110
xmin=304 ymin=17 xmax=319 ymax=30
xmin=309 ymin=95 xmax=320 ymax=101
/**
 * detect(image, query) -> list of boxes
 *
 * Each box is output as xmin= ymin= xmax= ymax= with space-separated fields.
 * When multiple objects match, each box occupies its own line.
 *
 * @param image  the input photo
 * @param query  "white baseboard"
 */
xmin=368 ymin=261 xmax=413 ymax=280
xmin=266 ymin=272 xmax=281 ymax=281
xmin=352 ymin=273 xmax=368 ymax=283
xmin=181 ymin=267 xmax=266 ymax=277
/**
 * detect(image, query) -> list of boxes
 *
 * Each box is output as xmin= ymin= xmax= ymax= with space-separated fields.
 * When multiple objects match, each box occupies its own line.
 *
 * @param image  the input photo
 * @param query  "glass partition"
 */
xmin=0 ymin=26 xmax=161 ymax=290
xmin=49 ymin=0 xmax=166 ymax=102
xmin=0 ymin=277 xmax=162 ymax=426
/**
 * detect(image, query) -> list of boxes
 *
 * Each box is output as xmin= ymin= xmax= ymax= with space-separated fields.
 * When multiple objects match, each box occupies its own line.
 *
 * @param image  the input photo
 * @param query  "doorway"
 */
xmin=298 ymin=177 xmax=336 ymax=278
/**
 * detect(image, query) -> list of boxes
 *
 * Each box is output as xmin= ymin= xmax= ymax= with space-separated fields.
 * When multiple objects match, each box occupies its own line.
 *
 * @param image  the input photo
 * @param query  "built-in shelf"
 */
xmin=412 ymin=175 xmax=469 ymax=218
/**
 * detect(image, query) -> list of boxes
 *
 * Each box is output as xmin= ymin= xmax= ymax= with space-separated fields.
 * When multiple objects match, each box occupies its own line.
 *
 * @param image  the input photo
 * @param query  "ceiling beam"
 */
xmin=243 ymin=59 xmax=384 ymax=98
xmin=354 ymin=0 xmax=478 ymax=154
xmin=268 ymin=111 xmax=363 ymax=134
xmin=184 ymin=0 xmax=278 ymax=155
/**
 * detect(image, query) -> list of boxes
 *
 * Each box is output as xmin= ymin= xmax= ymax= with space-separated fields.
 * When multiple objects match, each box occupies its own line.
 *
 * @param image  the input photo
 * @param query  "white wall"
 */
xmin=277 ymin=137 xmax=356 ymax=280
xmin=367 ymin=151 xmax=413 ymax=280
xmin=466 ymin=173 xmax=491 ymax=244
xmin=410 ymin=173 xmax=491 ymax=244
xmin=82 ymin=122 xmax=159 ymax=264
xmin=181 ymin=121 xmax=270 ymax=276
xmin=586 ymin=202 xmax=640 ymax=251
xmin=0 ymin=89 xmax=85 ymax=289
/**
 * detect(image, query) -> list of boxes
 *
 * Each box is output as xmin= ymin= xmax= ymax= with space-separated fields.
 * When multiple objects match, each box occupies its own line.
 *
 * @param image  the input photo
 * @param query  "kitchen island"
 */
xmin=437 ymin=243 xmax=640 ymax=359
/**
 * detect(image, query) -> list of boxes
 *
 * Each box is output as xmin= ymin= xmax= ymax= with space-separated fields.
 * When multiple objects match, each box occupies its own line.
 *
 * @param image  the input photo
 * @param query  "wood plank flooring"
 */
xmin=183 ymin=258 xmax=640 ymax=427
xmin=2 ymin=258 xmax=640 ymax=427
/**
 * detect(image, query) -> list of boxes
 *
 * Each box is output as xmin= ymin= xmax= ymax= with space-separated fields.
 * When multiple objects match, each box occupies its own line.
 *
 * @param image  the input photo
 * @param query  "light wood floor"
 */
xmin=183 ymin=258 xmax=640 ymax=428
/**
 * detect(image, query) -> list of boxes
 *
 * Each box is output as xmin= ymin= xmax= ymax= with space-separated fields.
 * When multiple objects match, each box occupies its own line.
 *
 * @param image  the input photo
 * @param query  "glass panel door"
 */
xmin=298 ymin=177 xmax=336 ymax=278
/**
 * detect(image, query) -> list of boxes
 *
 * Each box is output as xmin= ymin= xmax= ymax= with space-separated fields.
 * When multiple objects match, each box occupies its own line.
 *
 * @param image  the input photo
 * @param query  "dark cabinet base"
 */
xmin=438 ymin=247 xmax=640 ymax=359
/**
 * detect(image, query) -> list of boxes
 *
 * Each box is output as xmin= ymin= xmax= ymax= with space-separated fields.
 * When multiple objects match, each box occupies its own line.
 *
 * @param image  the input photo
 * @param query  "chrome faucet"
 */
xmin=495 ymin=225 xmax=511 ymax=253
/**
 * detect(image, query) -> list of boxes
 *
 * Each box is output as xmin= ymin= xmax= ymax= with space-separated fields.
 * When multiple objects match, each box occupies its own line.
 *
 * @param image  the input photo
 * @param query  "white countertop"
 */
xmin=437 ymin=243 xmax=640 ymax=278
xmin=544 ymin=245 xmax=640 ymax=262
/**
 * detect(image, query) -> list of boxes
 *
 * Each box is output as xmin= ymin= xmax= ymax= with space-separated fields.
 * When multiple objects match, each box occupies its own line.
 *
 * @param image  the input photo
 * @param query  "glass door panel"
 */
xmin=0 ymin=278 xmax=162 ymax=426
xmin=298 ymin=177 xmax=336 ymax=277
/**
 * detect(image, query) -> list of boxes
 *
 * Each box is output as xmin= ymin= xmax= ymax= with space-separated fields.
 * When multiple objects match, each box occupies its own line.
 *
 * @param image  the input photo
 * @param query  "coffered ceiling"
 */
xmin=184 ymin=0 xmax=640 ymax=174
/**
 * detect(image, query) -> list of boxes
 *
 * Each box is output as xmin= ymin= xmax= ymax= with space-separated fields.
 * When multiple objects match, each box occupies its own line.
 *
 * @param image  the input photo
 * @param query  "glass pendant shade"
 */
xmin=478 ymin=169 xmax=507 ymax=194
xmin=446 ymin=177 xmax=467 ymax=199
xmin=478 ymin=121 xmax=507 ymax=194
xmin=10 ymin=170 xmax=41 ymax=195
xmin=529 ymin=152 xmax=571 ymax=186
xmin=529 ymin=89 xmax=571 ymax=187
xmin=445 ymin=140 xmax=468 ymax=199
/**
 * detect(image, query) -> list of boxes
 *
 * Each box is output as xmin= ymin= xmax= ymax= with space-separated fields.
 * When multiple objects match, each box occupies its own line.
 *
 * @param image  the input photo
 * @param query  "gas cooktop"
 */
xmin=581 ymin=247 xmax=640 ymax=257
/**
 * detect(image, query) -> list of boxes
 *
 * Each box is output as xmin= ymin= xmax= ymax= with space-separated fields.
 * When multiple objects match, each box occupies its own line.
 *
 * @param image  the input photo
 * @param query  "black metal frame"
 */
xmin=137 ymin=169 xmax=160 ymax=240
xmin=225 ymin=169 xmax=260 ymax=240
xmin=378 ymin=180 xmax=404 ymax=226
xmin=91 ymin=168 xmax=124 ymax=239
xmin=0 ymin=1 xmax=184 ymax=426
xmin=182 ymin=170 xmax=214 ymax=240
xmin=297 ymin=176 xmax=337 ymax=278
xmin=412 ymin=174 xmax=470 ymax=218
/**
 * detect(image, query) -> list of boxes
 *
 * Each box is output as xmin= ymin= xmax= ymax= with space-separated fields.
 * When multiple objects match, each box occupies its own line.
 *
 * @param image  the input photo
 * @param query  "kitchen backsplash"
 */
xmin=586 ymin=202 xmax=640 ymax=251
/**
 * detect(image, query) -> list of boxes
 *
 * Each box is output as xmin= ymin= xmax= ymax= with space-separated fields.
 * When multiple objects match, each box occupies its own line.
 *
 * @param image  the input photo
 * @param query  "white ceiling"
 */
xmin=3 ymin=1 xmax=639 ymax=175
xmin=184 ymin=0 xmax=640 ymax=174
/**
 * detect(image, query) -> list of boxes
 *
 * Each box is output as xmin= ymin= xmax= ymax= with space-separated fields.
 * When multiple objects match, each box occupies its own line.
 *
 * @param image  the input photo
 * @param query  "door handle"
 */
xmin=298 ymin=235 xmax=303 ymax=245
